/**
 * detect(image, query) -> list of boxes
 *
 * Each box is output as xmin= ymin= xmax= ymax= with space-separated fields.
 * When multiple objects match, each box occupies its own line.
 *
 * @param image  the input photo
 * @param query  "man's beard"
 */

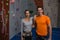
xmin=37 ymin=12 xmax=40 ymax=16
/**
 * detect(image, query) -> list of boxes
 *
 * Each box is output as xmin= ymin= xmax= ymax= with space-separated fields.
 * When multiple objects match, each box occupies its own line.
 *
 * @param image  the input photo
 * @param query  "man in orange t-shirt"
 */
xmin=34 ymin=7 xmax=52 ymax=40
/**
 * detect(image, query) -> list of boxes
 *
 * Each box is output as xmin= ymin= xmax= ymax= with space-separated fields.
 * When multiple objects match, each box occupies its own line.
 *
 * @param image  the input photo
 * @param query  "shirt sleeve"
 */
xmin=46 ymin=16 xmax=51 ymax=25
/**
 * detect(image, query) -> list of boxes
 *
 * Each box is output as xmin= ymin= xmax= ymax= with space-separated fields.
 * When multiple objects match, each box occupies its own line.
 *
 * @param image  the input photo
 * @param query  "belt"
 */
xmin=23 ymin=31 xmax=32 ymax=36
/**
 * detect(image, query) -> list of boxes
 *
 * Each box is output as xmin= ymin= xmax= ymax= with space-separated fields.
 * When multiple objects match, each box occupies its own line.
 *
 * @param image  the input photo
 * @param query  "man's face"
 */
xmin=38 ymin=8 xmax=43 ymax=13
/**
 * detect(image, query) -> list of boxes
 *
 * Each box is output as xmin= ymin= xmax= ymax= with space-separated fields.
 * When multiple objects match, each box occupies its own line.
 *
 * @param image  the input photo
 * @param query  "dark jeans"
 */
xmin=36 ymin=33 xmax=48 ymax=40
xmin=25 ymin=36 xmax=32 ymax=40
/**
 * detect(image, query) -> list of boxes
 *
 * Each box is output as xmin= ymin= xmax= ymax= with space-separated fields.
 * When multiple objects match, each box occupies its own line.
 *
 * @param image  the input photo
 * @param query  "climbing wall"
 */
xmin=57 ymin=0 xmax=60 ymax=27
xmin=27 ymin=0 xmax=37 ymax=16
xmin=34 ymin=0 xmax=43 ymax=7
xmin=0 ymin=0 xmax=2 ymax=40
xmin=43 ymin=0 xmax=58 ymax=27
xmin=9 ymin=0 xmax=29 ymax=39
xmin=3 ymin=0 xmax=9 ymax=40
xmin=0 ymin=0 xmax=9 ymax=40
xmin=9 ymin=0 xmax=21 ymax=39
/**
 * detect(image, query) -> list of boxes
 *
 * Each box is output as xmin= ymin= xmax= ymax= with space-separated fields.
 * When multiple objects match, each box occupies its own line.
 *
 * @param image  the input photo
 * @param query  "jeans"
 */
xmin=25 ymin=36 xmax=32 ymax=40
xmin=36 ymin=33 xmax=48 ymax=40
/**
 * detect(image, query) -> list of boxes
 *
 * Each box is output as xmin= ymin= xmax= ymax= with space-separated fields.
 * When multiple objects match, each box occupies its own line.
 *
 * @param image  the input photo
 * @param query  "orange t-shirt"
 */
xmin=35 ymin=15 xmax=51 ymax=36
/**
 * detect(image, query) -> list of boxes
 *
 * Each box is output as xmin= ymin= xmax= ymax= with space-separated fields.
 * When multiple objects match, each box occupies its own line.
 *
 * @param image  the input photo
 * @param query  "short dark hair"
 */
xmin=37 ymin=6 xmax=43 ymax=10
xmin=24 ymin=10 xmax=30 ymax=14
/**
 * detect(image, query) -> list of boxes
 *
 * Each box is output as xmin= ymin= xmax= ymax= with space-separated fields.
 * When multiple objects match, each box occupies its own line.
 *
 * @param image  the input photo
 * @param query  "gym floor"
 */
xmin=11 ymin=28 xmax=60 ymax=40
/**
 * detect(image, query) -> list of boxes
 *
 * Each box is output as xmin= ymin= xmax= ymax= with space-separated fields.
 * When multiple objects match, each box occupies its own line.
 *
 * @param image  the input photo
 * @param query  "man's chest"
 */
xmin=36 ymin=17 xmax=46 ymax=24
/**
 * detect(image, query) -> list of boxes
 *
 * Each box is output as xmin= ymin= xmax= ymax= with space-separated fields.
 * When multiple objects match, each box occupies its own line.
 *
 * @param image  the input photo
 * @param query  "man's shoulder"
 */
xmin=44 ymin=15 xmax=50 ymax=18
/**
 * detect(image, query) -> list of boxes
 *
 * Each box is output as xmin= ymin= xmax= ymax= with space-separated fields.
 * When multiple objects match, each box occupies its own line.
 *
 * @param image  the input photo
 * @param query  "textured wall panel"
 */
xmin=43 ymin=0 xmax=58 ymax=27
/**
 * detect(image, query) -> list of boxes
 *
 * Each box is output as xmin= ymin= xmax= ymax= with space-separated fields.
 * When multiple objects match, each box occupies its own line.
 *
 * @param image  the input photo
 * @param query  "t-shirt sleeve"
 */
xmin=46 ymin=16 xmax=51 ymax=25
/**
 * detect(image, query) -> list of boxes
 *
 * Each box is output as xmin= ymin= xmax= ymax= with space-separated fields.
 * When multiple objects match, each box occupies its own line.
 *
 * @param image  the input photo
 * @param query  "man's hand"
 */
xmin=22 ymin=37 xmax=24 ymax=40
xmin=48 ymin=28 xmax=52 ymax=40
xmin=48 ymin=37 xmax=51 ymax=40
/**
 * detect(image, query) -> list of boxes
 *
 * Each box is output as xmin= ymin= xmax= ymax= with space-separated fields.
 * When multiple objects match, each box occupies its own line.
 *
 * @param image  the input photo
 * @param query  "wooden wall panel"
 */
xmin=34 ymin=0 xmax=43 ymax=7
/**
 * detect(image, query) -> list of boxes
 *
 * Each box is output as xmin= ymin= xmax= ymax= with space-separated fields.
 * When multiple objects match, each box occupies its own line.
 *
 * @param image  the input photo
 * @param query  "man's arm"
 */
xmin=32 ymin=15 xmax=37 ymax=28
xmin=47 ymin=17 xmax=52 ymax=40
xmin=48 ymin=23 xmax=52 ymax=40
